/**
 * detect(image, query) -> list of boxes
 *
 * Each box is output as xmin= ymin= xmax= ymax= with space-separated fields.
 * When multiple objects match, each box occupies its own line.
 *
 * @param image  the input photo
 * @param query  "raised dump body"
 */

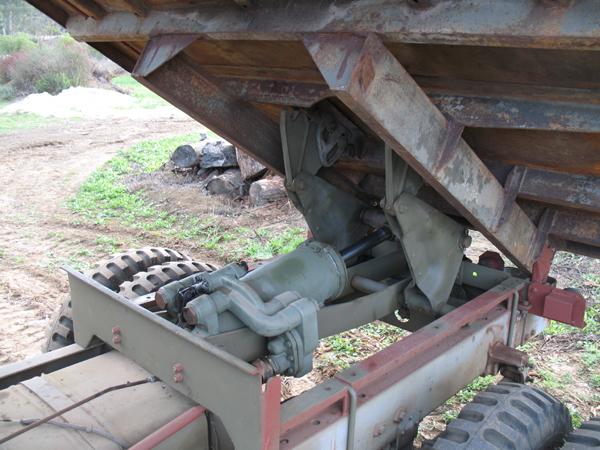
xmin=1 ymin=1 xmax=599 ymax=449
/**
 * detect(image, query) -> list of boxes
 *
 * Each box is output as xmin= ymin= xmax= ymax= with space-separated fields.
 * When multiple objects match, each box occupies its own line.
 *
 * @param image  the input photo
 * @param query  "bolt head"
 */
xmin=173 ymin=373 xmax=183 ymax=383
xmin=297 ymin=181 xmax=307 ymax=190
xmin=460 ymin=234 xmax=472 ymax=249
xmin=112 ymin=326 xmax=120 ymax=335
xmin=173 ymin=363 xmax=183 ymax=373
xmin=112 ymin=336 xmax=121 ymax=344
xmin=396 ymin=204 xmax=408 ymax=213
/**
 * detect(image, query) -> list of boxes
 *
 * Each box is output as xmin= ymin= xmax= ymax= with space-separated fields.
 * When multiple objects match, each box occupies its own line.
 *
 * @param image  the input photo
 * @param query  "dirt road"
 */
xmin=0 ymin=115 xmax=207 ymax=364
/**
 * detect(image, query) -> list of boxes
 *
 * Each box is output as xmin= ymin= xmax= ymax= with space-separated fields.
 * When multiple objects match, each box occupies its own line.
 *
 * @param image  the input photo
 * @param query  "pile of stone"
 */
xmin=167 ymin=134 xmax=287 ymax=206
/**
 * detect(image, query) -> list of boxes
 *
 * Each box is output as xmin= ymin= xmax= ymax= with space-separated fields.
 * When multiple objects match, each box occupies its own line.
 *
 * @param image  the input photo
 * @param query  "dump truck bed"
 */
xmin=27 ymin=0 xmax=600 ymax=262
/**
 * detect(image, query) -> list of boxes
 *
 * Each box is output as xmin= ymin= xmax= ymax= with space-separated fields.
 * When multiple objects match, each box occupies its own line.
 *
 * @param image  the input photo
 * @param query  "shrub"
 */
xmin=0 ymin=85 xmax=14 ymax=100
xmin=0 ymin=33 xmax=37 ymax=56
xmin=4 ymin=37 xmax=92 ymax=95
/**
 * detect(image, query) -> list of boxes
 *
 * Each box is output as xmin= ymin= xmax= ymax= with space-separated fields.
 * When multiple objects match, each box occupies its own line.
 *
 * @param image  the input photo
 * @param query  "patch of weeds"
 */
xmin=442 ymin=409 xmax=459 ymax=424
xmin=93 ymin=236 xmax=122 ymax=253
xmin=75 ymin=248 xmax=95 ymax=257
xmin=47 ymin=231 xmax=65 ymax=239
xmin=581 ymin=342 xmax=600 ymax=370
xmin=453 ymin=376 xmax=498 ymax=404
xmin=38 ymin=254 xmax=88 ymax=271
xmin=0 ymin=248 xmax=6 ymax=258
xmin=68 ymin=133 xmax=203 ymax=226
xmin=244 ymin=228 xmax=306 ymax=259
xmin=569 ymin=407 xmax=583 ymax=428
xmin=12 ymin=257 xmax=26 ymax=263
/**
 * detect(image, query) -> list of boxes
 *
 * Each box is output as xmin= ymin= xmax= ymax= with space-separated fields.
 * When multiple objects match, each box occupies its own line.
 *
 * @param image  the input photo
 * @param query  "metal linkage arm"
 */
xmin=303 ymin=33 xmax=545 ymax=273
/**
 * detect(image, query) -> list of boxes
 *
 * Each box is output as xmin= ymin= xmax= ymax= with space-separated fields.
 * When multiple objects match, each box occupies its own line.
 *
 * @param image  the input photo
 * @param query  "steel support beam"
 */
xmin=67 ymin=0 xmax=600 ymax=49
xmin=219 ymin=76 xmax=600 ymax=134
xmin=304 ymin=33 xmax=542 ymax=272
xmin=429 ymin=93 xmax=600 ymax=133
xmin=281 ymin=277 xmax=533 ymax=449
xmin=486 ymin=162 xmax=600 ymax=214
xmin=134 ymin=53 xmax=285 ymax=175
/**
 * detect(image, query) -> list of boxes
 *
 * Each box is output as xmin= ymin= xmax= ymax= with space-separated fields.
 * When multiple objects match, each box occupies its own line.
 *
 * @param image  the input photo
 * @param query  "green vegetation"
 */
xmin=244 ymin=228 xmax=306 ymax=259
xmin=69 ymin=133 xmax=205 ymax=226
xmin=1 ymin=35 xmax=91 ymax=98
xmin=111 ymin=76 xmax=170 ymax=109
xmin=0 ymin=112 xmax=68 ymax=132
xmin=69 ymin=134 xmax=304 ymax=259
xmin=0 ymin=33 xmax=36 ymax=56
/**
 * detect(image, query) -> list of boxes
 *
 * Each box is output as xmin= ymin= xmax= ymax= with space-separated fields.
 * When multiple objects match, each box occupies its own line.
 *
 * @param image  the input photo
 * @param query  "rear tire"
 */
xmin=43 ymin=247 xmax=193 ymax=352
xmin=422 ymin=382 xmax=572 ymax=450
xmin=562 ymin=417 xmax=600 ymax=449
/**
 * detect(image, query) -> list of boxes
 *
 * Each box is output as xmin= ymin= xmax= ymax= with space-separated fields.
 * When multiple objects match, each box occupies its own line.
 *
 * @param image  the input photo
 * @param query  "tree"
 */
xmin=0 ymin=0 xmax=56 ymax=36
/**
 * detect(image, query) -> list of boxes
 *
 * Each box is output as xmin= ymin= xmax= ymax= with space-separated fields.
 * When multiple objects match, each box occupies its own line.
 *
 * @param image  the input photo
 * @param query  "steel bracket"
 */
xmin=485 ymin=344 xmax=529 ymax=384
xmin=527 ymin=283 xmax=586 ymax=328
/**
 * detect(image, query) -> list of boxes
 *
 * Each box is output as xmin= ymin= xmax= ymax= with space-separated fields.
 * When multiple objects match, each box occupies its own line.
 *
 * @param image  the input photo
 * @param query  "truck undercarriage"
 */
xmin=1 ymin=1 xmax=600 ymax=449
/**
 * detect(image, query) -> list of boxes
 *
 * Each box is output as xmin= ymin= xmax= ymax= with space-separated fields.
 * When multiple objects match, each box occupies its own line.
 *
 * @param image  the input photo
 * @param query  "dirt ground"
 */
xmin=0 ymin=115 xmax=205 ymax=363
xmin=0 ymin=112 xmax=598 ymax=444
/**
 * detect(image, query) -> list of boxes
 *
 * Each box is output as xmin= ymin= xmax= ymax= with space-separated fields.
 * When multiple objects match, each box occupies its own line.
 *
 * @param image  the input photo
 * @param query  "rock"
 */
xmin=249 ymin=177 xmax=287 ymax=206
xmin=206 ymin=169 xmax=245 ymax=198
xmin=236 ymin=148 xmax=267 ymax=180
xmin=200 ymin=141 xmax=238 ymax=168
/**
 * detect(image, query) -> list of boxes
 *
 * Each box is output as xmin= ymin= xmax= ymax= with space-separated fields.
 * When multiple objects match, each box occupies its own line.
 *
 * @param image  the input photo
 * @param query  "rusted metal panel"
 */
xmin=64 ymin=0 xmax=107 ymax=19
xmin=135 ymin=53 xmax=285 ymax=175
xmin=304 ymin=33 xmax=542 ymax=272
xmin=464 ymin=128 xmax=600 ymax=177
xmin=486 ymin=162 xmax=600 ymax=214
xmin=66 ymin=0 xmax=600 ymax=50
xmin=429 ymin=93 xmax=600 ymax=133
xmin=221 ymin=78 xmax=330 ymax=108
xmin=213 ymin=75 xmax=600 ymax=134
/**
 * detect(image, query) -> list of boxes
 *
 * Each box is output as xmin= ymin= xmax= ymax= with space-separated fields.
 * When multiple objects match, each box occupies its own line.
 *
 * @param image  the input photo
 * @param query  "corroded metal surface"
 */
xmin=304 ymin=33 xmax=543 ymax=272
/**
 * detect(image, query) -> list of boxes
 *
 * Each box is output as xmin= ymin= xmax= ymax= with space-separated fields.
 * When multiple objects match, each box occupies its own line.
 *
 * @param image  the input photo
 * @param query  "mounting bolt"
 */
xmin=459 ymin=233 xmax=472 ymax=249
xmin=385 ymin=205 xmax=393 ymax=211
xmin=286 ymin=341 xmax=292 ymax=348
xmin=112 ymin=336 xmax=121 ymax=344
xmin=297 ymin=181 xmax=307 ymax=190
xmin=532 ymin=288 xmax=538 ymax=293
xmin=173 ymin=363 xmax=183 ymax=373
xmin=173 ymin=373 xmax=183 ymax=383
xmin=288 ymin=356 xmax=294 ymax=362
xmin=373 ymin=423 xmax=386 ymax=437
xmin=112 ymin=326 xmax=120 ymax=335
xmin=396 ymin=204 xmax=408 ymax=213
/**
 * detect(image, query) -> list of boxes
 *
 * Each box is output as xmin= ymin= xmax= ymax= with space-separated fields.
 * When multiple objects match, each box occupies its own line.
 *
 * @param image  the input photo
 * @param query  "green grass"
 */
xmin=69 ymin=134 xmax=305 ymax=259
xmin=68 ymin=133 xmax=205 ymax=226
xmin=110 ymin=76 xmax=170 ymax=109
xmin=0 ymin=112 xmax=71 ymax=132
xmin=243 ymin=228 xmax=306 ymax=259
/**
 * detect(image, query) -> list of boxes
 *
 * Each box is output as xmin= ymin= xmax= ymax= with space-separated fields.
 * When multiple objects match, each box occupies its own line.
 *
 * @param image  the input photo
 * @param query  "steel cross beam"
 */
xmin=66 ymin=0 xmax=600 ymax=49
xmin=133 ymin=53 xmax=285 ymax=176
xmin=303 ymin=33 xmax=543 ymax=272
